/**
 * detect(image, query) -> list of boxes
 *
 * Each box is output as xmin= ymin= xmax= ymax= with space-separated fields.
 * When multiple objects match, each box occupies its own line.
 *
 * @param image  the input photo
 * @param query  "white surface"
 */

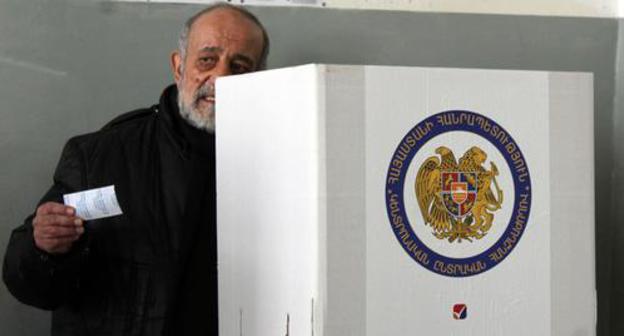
xmin=216 ymin=64 xmax=595 ymax=336
xmin=115 ymin=0 xmax=324 ymax=7
xmin=363 ymin=66 xmax=550 ymax=335
xmin=63 ymin=185 xmax=123 ymax=220
xmin=327 ymin=0 xmax=619 ymax=18
xmin=217 ymin=66 xmax=321 ymax=336
xmin=548 ymin=72 xmax=596 ymax=336
xmin=114 ymin=0 xmax=623 ymax=18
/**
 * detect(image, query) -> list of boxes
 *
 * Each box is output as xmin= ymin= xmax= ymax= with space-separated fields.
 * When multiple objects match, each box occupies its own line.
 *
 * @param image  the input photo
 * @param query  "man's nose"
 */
xmin=209 ymin=62 xmax=231 ymax=83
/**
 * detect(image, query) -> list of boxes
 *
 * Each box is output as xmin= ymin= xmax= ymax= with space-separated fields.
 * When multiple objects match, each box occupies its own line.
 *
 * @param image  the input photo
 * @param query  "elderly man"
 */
xmin=3 ymin=4 xmax=268 ymax=335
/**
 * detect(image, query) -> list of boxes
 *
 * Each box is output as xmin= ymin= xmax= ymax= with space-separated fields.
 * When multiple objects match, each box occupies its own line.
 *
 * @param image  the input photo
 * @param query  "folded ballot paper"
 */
xmin=63 ymin=185 xmax=123 ymax=220
xmin=216 ymin=65 xmax=595 ymax=336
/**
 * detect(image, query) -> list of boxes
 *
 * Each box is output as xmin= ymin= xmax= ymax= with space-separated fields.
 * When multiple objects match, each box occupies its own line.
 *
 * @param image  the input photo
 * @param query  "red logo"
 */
xmin=453 ymin=303 xmax=467 ymax=320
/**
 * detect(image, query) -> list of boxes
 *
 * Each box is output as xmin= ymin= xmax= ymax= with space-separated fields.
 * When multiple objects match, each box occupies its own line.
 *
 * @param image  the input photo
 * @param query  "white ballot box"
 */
xmin=216 ymin=65 xmax=595 ymax=336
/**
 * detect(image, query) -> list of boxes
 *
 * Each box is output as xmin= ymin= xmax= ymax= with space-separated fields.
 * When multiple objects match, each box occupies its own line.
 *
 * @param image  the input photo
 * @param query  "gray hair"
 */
xmin=177 ymin=3 xmax=270 ymax=70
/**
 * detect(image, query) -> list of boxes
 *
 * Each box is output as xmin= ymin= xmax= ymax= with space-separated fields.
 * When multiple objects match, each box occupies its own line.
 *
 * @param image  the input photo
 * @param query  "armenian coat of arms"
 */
xmin=415 ymin=146 xmax=504 ymax=242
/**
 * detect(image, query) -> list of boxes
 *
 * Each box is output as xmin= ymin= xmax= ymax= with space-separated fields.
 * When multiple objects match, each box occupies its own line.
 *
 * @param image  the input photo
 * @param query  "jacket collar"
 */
xmin=158 ymin=84 xmax=215 ymax=159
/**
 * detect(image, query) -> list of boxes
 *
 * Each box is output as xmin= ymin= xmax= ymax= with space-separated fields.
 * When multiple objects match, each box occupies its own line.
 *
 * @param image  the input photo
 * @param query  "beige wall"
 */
xmin=326 ymin=0 xmax=620 ymax=18
xmin=121 ymin=0 xmax=622 ymax=18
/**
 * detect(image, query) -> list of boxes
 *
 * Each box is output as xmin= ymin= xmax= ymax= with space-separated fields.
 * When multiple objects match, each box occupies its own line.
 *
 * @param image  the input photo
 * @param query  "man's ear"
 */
xmin=170 ymin=51 xmax=183 ymax=84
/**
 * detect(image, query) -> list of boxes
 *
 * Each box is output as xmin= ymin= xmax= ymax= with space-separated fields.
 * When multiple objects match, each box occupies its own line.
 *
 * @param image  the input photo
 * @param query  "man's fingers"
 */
xmin=32 ymin=204 xmax=84 ymax=255
xmin=34 ymin=214 xmax=82 ymax=228
xmin=36 ymin=225 xmax=84 ymax=239
xmin=36 ymin=236 xmax=79 ymax=254
xmin=36 ymin=202 xmax=75 ymax=216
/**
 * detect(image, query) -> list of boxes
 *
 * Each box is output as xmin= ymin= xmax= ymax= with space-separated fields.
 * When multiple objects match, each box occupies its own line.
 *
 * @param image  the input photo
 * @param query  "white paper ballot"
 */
xmin=63 ymin=185 xmax=123 ymax=220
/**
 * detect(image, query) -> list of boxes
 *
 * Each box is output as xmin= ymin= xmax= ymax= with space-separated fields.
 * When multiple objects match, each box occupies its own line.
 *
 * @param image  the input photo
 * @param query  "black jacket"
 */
xmin=3 ymin=85 xmax=217 ymax=335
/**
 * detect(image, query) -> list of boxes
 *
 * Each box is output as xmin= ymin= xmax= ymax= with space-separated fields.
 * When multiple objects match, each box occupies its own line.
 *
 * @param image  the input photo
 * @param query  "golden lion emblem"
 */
xmin=415 ymin=146 xmax=503 ymax=243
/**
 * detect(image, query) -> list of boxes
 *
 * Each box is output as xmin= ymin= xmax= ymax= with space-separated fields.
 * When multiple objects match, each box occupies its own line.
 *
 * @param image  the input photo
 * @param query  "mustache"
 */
xmin=192 ymin=83 xmax=215 ymax=107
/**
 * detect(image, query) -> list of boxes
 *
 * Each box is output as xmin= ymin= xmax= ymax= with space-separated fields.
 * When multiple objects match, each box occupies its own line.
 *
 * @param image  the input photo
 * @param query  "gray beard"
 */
xmin=177 ymin=83 xmax=215 ymax=133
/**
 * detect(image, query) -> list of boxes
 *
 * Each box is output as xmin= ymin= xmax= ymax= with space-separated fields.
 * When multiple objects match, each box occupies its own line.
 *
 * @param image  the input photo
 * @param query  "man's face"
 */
xmin=171 ymin=9 xmax=264 ymax=132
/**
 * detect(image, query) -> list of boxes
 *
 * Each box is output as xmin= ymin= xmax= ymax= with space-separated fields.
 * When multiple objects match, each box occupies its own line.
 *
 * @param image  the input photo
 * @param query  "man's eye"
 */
xmin=231 ymin=63 xmax=251 ymax=74
xmin=197 ymin=57 xmax=216 ymax=68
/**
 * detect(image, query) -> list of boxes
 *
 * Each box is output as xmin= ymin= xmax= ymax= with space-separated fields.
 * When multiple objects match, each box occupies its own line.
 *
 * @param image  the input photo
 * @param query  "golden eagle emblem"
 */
xmin=415 ymin=146 xmax=503 ymax=242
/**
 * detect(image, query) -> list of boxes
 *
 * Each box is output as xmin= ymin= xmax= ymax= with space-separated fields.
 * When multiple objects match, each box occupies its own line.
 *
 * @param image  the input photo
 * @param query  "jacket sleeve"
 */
xmin=2 ymin=137 xmax=90 ymax=310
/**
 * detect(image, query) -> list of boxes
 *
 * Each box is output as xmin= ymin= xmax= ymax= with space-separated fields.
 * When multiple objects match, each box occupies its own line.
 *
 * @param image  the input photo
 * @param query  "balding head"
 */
xmin=170 ymin=4 xmax=269 ymax=133
xmin=178 ymin=4 xmax=270 ymax=70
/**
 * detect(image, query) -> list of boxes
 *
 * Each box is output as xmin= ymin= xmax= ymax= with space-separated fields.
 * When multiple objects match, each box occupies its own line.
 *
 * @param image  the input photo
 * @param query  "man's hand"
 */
xmin=33 ymin=202 xmax=84 ymax=255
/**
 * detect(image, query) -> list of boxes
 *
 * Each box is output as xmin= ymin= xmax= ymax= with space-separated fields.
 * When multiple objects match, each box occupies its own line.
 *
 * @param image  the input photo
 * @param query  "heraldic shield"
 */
xmin=415 ymin=146 xmax=504 ymax=242
xmin=441 ymin=172 xmax=477 ymax=217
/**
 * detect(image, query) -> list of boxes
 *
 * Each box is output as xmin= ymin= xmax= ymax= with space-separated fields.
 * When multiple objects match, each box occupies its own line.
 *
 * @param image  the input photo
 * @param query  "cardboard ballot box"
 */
xmin=216 ymin=65 xmax=595 ymax=336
